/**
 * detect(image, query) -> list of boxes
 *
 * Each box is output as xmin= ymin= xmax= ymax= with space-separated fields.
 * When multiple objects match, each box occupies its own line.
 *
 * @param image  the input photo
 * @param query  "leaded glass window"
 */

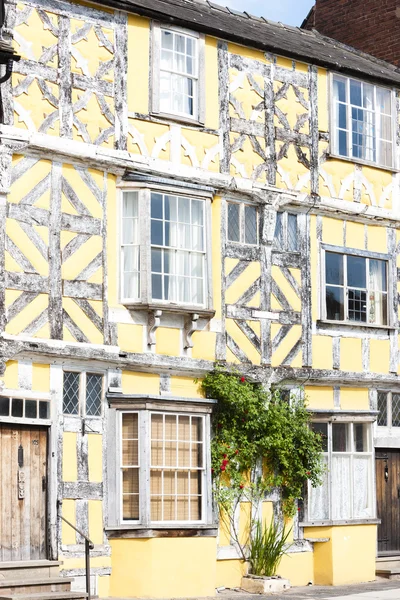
xmin=227 ymin=201 xmax=258 ymax=245
xmin=308 ymin=421 xmax=374 ymax=522
xmin=63 ymin=371 xmax=80 ymax=415
xmin=324 ymin=250 xmax=388 ymax=325
xmin=377 ymin=391 xmax=400 ymax=428
xmin=332 ymin=74 xmax=394 ymax=168
xmin=63 ymin=371 xmax=103 ymax=417
xmin=86 ymin=374 xmax=103 ymax=417
xmin=273 ymin=212 xmax=299 ymax=252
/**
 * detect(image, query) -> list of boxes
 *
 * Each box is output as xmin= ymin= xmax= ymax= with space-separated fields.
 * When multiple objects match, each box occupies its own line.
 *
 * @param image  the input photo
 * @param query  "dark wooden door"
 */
xmin=376 ymin=449 xmax=400 ymax=555
xmin=0 ymin=424 xmax=48 ymax=561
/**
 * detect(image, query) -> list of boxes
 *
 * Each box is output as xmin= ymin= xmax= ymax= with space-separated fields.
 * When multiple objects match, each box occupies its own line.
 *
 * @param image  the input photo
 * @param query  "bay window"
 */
xmin=322 ymin=247 xmax=389 ymax=326
xmin=332 ymin=74 xmax=394 ymax=168
xmin=120 ymin=187 xmax=212 ymax=312
xmin=308 ymin=421 xmax=374 ymax=522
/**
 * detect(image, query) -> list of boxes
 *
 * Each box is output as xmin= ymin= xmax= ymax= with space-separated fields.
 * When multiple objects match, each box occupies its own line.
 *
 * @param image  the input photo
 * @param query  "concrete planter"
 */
xmin=241 ymin=574 xmax=291 ymax=594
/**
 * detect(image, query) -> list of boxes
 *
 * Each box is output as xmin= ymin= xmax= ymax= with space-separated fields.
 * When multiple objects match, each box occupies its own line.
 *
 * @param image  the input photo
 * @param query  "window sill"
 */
xmin=122 ymin=302 xmax=215 ymax=320
xmin=105 ymin=524 xmax=218 ymax=539
xmin=149 ymin=110 xmax=204 ymax=129
xmin=326 ymin=152 xmax=398 ymax=174
xmin=300 ymin=518 xmax=380 ymax=527
xmin=317 ymin=319 xmax=394 ymax=334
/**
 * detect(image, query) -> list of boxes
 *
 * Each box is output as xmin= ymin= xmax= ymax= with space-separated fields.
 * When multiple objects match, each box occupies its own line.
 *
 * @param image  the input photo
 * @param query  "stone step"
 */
xmin=0 ymin=577 xmax=73 ymax=595
xmin=0 ymin=593 xmax=87 ymax=600
xmin=0 ymin=562 xmax=62 ymax=581
xmin=376 ymin=560 xmax=400 ymax=579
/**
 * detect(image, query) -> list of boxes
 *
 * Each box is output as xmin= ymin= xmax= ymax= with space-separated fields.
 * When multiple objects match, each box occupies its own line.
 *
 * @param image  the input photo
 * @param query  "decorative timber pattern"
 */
xmin=4 ymin=156 xmax=112 ymax=344
xmin=6 ymin=0 xmax=127 ymax=149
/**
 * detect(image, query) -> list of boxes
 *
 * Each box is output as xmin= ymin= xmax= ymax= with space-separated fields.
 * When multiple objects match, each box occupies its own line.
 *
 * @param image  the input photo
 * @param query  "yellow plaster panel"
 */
xmin=61 ymin=500 xmax=76 ymax=546
xmin=275 ymin=143 xmax=310 ymax=193
xmin=156 ymin=327 xmax=181 ymax=356
xmin=3 ymin=361 xmax=18 ymax=389
xmin=227 ymin=43 xmax=269 ymax=63
xmin=318 ymin=68 xmax=328 ymax=133
xmin=127 ymin=119 xmax=169 ymax=158
xmin=63 ymin=432 xmax=78 ymax=482
xmin=180 ymin=129 xmax=219 ymax=172
xmin=14 ymin=6 xmax=58 ymax=65
xmin=70 ymin=20 xmax=114 ymax=79
xmin=88 ymin=500 xmax=103 ymax=545
xmin=122 ymin=371 xmax=160 ymax=395
xmin=261 ymin=501 xmax=274 ymax=527
xmin=72 ymin=90 xmax=114 ymax=148
xmin=127 ymin=14 xmax=150 ymax=113
xmin=321 ymin=159 xmax=354 ymax=202
xmin=117 ymin=323 xmax=144 ymax=353
xmin=9 ymin=157 xmax=51 ymax=204
xmin=322 ymin=217 xmax=343 ymax=246
xmin=304 ymin=526 xmax=333 ymax=585
xmin=226 ymin=319 xmax=261 ymax=365
xmin=340 ymin=388 xmax=369 ymax=411
xmin=230 ymin=134 xmax=266 ymax=182
xmin=271 ymin=324 xmax=302 ymax=368
xmin=211 ymin=198 xmax=222 ymax=319
xmin=32 ymin=363 xmax=50 ymax=392
xmin=88 ymin=434 xmax=103 ymax=483
xmin=278 ymin=551 xmax=314 ymax=587
xmin=312 ymin=336 xmax=333 ymax=370
xmin=272 ymin=266 xmax=301 ymax=312
xmin=218 ymin=510 xmax=231 ymax=547
xmin=97 ymin=576 xmax=110 ymax=599
xmin=6 ymin=294 xmax=49 ymax=337
xmin=13 ymin=75 xmax=60 ymax=136
xmin=305 ymin=386 xmax=334 ymax=409
xmin=367 ymin=225 xmax=387 ymax=254
xmin=62 ymin=236 xmax=102 ymax=280
xmin=346 ymin=221 xmax=365 ymax=250
xmin=340 ymin=338 xmax=363 ymax=373
xmin=229 ymin=70 xmax=265 ymax=122
xmin=62 ymin=297 xmax=104 ymax=345
xmin=225 ymin=261 xmax=260 ymax=305
xmin=191 ymin=331 xmax=216 ymax=361
xmin=226 ymin=347 xmax=240 ymax=364
xmin=370 ymin=339 xmax=390 ymax=374
xmin=205 ymin=37 xmax=219 ymax=130
xmin=6 ymin=219 xmax=49 ymax=276
xmin=62 ymin=164 xmax=104 ymax=219
xmin=361 ymin=166 xmax=392 ymax=210
xmin=169 ymin=377 xmax=203 ymax=398
xmin=239 ymin=502 xmax=251 ymax=547
xmin=110 ymin=538 xmax=217 ymax=597
xmin=215 ymin=559 xmax=246 ymax=589
xmin=275 ymin=83 xmax=309 ymax=133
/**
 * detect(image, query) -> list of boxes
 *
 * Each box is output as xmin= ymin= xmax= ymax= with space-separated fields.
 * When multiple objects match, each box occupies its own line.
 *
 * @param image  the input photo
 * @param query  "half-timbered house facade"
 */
xmin=0 ymin=0 xmax=399 ymax=596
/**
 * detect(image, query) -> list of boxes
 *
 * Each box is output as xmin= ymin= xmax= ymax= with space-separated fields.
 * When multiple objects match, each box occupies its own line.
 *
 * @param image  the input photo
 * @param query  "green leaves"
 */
xmin=202 ymin=366 xmax=325 ymax=517
xmin=248 ymin=520 xmax=292 ymax=577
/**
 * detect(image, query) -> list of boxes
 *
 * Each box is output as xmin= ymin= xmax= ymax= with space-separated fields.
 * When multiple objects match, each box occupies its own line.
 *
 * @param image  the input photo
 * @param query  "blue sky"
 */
xmin=223 ymin=0 xmax=314 ymax=26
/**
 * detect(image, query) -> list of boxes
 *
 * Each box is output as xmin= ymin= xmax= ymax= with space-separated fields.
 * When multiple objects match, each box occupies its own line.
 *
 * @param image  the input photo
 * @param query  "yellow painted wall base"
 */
xmin=109 ymin=537 xmax=217 ymax=598
xmin=305 ymin=525 xmax=377 ymax=586
xmin=215 ymin=559 xmax=246 ymax=589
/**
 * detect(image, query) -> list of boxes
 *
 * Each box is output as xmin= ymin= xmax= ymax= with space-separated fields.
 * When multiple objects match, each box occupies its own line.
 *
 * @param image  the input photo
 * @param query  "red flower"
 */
xmin=241 ymin=377 xmax=245 ymax=382
xmin=239 ymin=484 xmax=244 ymax=489
xmin=221 ymin=465 xmax=226 ymax=471
xmin=306 ymin=471 xmax=311 ymax=476
xmin=298 ymin=507 xmax=301 ymax=511
xmin=223 ymin=453 xmax=227 ymax=459
xmin=222 ymin=459 xmax=228 ymax=466
xmin=235 ymin=449 xmax=239 ymax=455
xmin=211 ymin=468 xmax=214 ymax=473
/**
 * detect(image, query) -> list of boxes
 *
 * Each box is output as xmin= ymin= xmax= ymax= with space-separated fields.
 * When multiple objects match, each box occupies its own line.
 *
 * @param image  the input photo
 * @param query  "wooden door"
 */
xmin=376 ymin=449 xmax=400 ymax=555
xmin=0 ymin=424 xmax=48 ymax=561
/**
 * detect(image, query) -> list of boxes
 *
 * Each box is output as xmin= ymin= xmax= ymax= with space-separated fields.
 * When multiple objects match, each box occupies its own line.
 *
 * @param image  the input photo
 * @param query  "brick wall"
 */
xmin=302 ymin=0 xmax=400 ymax=67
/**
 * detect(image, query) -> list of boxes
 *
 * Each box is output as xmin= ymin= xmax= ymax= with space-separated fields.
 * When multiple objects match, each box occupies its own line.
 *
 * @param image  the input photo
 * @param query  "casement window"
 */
xmin=332 ymin=74 xmax=394 ymax=168
xmin=377 ymin=391 xmax=400 ymax=427
xmin=63 ymin=371 xmax=103 ymax=417
xmin=273 ymin=212 xmax=298 ymax=252
xmin=152 ymin=24 xmax=204 ymax=122
xmin=308 ymin=421 xmax=374 ymax=522
xmin=323 ymin=248 xmax=388 ymax=326
xmin=0 ymin=395 xmax=50 ymax=421
xmin=120 ymin=188 xmax=212 ymax=311
xmin=227 ymin=201 xmax=258 ymax=245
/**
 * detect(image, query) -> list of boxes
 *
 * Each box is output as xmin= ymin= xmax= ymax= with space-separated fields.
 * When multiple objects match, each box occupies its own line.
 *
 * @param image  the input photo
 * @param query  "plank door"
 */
xmin=0 ymin=424 xmax=48 ymax=561
xmin=376 ymin=449 xmax=400 ymax=555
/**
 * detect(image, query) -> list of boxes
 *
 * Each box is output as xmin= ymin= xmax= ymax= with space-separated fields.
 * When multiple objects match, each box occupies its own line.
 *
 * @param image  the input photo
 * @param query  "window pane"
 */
xmin=347 ymin=255 xmax=366 ymax=288
xmin=244 ymin=205 xmax=258 ymax=245
xmin=369 ymin=259 xmax=387 ymax=291
xmin=123 ymin=192 xmax=138 ymax=218
xmin=326 ymin=286 xmax=344 ymax=321
xmin=392 ymin=394 xmax=400 ymax=427
xmin=11 ymin=398 xmax=23 ymax=418
xmin=350 ymin=80 xmax=362 ymax=107
xmin=353 ymin=456 xmax=372 ymax=518
xmin=348 ymin=289 xmax=367 ymax=323
xmin=287 ymin=214 xmax=298 ymax=251
xmin=377 ymin=87 xmax=391 ymax=115
xmin=353 ymin=423 xmax=371 ymax=452
xmin=63 ymin=372 xmax=80 ymax=415
xmin=274 ymin=212 xmax=283 ymax=249
xmin=86 ymin=374 xmax=102 ymax=417
xmin=308 ymin=455 xmax=329 ymax=520
xmin=377 ymin=392 xmax=388 ymax=426
xmin=325 ymin=252 xmax=343 ymax=285
xmin=0 ymin=397 xmax=9 ymax=417
xmin=338 ymin=129 xmax=348 ymax=156
xmin=25 ymin=399 xmax=37 ymax=419
xmin=312 ymin=422 xmax=328 ymax=452
xmin=332 ymin=423 xmax=349 ymax=452
xmin=333 ymin=76 xmax=346 ymax=103
xmin=338 ymin=103 xmax=347 ymax=129
xmin=332 ymin=455 xmax=351 ymax=520
xmin=39 ymin=401 xmax=49 ymax=419
xmin=227 ymin=203 xmax=240 ymax=242
xmin=161 ymin=29 xmax=173 ymax=50
xmin=124 ymin=272 xmax=139 ymax=300
xmin=369 ymin=291 xmax=387 ymax=325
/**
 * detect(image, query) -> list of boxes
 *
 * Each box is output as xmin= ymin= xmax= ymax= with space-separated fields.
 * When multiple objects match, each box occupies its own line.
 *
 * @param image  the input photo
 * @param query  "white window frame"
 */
xmin=273 ymin=211 xmax=299 ymax=253
xmin=151 ymin=22 xmax=205 ymax=124
xmin=62 ymin=370 xmax=104 ymax=418
xmin=226 ymin=200 xmax=259 ymax=246
xmin=115 ymin=409 xmax=212 ymax=527
xmin=307 ymin=419 xmax=375 ymax=523
xmin=320 ymin=244 xmax=390 ymax=327
xmin=118 ymin=183 xmax=213 ymax=313
xmin=330 ymin=73 xmax=397 ymax=170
